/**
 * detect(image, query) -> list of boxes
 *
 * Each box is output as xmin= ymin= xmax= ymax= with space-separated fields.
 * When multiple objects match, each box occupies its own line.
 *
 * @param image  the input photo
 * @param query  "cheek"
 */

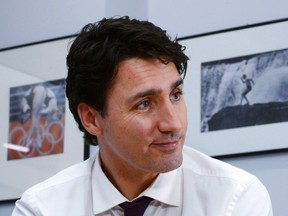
xmin=180 ymin=103 xmax=188 ymax=128
xmin=109 ymin=117 xmax=154 ymax=158
xmin=123 ymin=116 xmax=154 ymax=136
xmin=118 ymin=115 xmax=155 ymax=145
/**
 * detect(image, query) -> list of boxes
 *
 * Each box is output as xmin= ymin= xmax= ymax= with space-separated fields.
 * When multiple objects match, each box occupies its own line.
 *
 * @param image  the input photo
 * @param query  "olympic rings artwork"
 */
xmin=8 ymin=79 xmax=66 ymax=160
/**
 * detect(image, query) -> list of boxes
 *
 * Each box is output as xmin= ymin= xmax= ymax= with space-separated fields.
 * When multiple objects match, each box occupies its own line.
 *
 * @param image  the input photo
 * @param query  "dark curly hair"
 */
xmin=66 ymin=16 xmax=189 ymax=146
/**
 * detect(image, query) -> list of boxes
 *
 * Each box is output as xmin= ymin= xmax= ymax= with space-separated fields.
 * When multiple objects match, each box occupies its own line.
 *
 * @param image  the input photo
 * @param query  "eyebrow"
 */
xmin=128 ymin=78 xmax=183 ymax=103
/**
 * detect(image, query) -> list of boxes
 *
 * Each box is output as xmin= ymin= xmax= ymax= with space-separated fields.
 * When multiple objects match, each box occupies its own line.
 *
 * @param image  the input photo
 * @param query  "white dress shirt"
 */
xmin=12 ymin=146 xmax=273 ymax=216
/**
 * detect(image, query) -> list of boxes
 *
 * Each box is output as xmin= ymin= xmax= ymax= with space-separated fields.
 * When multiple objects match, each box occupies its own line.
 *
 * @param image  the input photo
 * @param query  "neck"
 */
xmin=99 ymin=153 xmax=158 ymax=200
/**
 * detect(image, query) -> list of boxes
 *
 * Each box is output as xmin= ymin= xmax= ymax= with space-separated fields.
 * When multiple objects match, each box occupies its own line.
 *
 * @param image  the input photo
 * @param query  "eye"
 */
xmin=136 ymin=99 xmax=150 ymax=110
xmin=170 ymin=90 xmax=183 ymax=102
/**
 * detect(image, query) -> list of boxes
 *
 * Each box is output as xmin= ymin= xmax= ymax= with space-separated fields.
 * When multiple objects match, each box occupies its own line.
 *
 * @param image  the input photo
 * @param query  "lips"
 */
xmin=151 ymin=140 xmax=180 ymax=151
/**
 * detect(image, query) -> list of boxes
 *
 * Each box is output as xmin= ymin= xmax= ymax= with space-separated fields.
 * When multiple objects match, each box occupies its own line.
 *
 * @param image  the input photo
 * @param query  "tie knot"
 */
xmin=119 ymin=196 xmax=153 ymax=216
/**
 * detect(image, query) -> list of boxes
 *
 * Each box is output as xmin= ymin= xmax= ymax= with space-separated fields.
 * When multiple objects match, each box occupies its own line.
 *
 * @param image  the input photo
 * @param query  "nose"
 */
xmin=157 ymin=101 xmax=183 ymax=133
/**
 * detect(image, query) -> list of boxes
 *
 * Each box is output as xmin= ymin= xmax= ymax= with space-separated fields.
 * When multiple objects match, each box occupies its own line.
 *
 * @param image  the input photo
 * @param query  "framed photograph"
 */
xmin=178 ymin=18 xmax=288 ymax=157
xmin=0 ymin=36 xmax=88 ymax=201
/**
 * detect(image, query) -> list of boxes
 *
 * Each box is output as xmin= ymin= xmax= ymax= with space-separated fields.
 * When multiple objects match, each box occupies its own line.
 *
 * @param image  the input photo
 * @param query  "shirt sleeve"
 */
xmin=231 ymin=177 xmax=273 ymax=216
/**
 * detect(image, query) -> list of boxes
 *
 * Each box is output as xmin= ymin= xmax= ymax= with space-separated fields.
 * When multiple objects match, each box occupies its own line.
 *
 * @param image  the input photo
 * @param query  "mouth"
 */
xmin=150 ymin=140 xmax=180 ymax=151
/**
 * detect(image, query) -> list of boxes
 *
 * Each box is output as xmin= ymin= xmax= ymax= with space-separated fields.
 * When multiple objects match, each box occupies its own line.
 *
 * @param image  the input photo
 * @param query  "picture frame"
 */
xmin=0 ymin=36 xmax=89 ymax=201
xmin=178 ymin=18 xmax=288 ymax=157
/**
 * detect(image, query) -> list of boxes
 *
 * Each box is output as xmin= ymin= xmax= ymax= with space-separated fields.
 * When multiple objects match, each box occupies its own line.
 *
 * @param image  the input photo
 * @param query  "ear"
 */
xmin=77 ymin=102 xmax=103 ymax=136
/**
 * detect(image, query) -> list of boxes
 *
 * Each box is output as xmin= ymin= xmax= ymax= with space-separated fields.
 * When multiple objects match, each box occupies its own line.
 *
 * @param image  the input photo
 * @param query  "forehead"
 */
xmin=114 ymin=58 xmax=179 ymax=86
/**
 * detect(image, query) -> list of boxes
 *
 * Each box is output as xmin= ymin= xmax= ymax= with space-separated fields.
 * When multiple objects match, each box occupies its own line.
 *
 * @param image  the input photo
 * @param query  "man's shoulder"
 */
xmin=25 ymin=152 xmax=98 ymax=196
xmin=13 ymin=154 xmax=98 ymax=215
xmin=182 ymin=146 xmax=255 ymax=184
xmin=179 ymin=146 xmax=273 ymax=215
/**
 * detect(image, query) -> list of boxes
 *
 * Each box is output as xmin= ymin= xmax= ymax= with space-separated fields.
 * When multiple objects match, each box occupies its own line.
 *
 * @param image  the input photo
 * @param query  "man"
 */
xmin=240 ymin=74 xmax=255 ymax=105
xmin=12 ymin=16 xmax=273 ymax=215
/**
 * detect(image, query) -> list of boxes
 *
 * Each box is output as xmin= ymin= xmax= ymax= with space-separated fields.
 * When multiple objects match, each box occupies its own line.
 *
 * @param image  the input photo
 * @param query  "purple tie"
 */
xmin=119 ymin=196 xmax=153 ymax=216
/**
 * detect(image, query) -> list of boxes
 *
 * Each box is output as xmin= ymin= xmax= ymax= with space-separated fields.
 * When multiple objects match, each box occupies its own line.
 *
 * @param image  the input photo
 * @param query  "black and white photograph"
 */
xmin=201 ymin=48 xmax=288 ymax=132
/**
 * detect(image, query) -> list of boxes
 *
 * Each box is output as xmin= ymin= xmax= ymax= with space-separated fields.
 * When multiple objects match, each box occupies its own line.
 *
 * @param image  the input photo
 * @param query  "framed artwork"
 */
xmin=8 ymin=79 xmax=66 ymax=160
xmin=0 ymin=36 xmax=88 ymax=201
xmin=178 ymin=18 xmax=288 ymax=157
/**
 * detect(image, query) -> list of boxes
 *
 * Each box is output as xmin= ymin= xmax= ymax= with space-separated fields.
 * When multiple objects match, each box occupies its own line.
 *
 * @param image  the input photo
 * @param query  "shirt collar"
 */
xmin=92 ymin=152 xmax=127 ymax=214
xmin=91 ymin=151 xmax=182 ymax=214
xmin=143 ymin=169 xmax=181 ymax=206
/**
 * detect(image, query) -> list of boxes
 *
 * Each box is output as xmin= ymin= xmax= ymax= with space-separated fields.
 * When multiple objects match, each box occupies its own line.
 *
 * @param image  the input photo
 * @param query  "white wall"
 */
xmin=106 ymin=0 xmax=148 ymax=20
xmin=0 ymin=0 xmax=106 ymax=49
xmin=1 ymin=0 xmax=288 ymax=215
xmin=148 ymin=0 xmax=288 ymax=38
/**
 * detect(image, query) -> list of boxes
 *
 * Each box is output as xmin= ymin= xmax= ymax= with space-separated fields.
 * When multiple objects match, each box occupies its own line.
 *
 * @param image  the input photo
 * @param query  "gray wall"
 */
xmin=1 ymin=0 xmax=288 ymax=215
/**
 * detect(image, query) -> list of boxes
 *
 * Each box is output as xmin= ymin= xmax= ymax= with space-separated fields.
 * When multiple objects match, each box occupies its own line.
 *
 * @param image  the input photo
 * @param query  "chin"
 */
xmin=157 ymin=155 xmax=183 ymax=173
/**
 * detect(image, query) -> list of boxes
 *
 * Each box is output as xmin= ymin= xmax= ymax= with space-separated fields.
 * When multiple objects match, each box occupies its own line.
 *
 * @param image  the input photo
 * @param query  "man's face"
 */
xmin=97 ymin=57 xmax=187 ymax=176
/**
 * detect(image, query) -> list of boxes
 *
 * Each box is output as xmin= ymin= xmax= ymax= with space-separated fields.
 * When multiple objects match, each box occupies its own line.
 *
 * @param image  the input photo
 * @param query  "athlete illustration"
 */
xmin=19 ymin=84 xmax=61 ymax=125
xmin=9 ymin=83 xmax=64 ymax=159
